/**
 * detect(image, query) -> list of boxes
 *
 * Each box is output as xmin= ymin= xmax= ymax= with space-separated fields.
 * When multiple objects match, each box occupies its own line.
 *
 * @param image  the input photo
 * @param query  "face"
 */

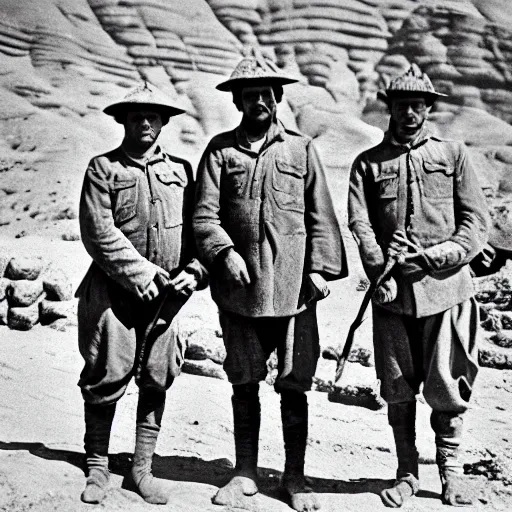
xmin=390 ymin=96 xmax=428 ymax=143
xmin=240 ymin=85 xmax=276 ymax=124
xmin=124 ymin=110 xmax=163 ymax=150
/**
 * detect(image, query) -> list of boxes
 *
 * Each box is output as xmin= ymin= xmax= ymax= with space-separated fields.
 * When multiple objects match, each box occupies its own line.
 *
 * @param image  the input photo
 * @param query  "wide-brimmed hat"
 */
xmin=216 ymin=51 xmax=298 ymax=92
xmin=103 ymin=81 xmax=185 ymax=120
xmin=377 ymin=63 xmax=447 ymax=107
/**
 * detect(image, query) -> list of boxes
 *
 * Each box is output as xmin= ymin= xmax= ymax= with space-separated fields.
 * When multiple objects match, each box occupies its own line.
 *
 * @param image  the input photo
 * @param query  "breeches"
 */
xmin=372 ymin=297 xmax=479 ymax=413
xmin=219 ymin=304 xmax=319 ymax=393
xmin=77 ymin=274 xmax=188 ymax=405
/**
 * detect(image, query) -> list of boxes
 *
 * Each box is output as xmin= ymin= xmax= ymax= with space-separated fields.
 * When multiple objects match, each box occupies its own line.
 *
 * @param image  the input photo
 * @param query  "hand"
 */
xmin=141 ymin=280 xmax=161 ymax=302
xmin=374 ymin=276 xmax=397 ymax=304
xmin=387 ymin=230 xmax=421 ymax=264
xmin=169 ymin=270 xmax=198 ymax=297
xmin=222 ymin=249 xmax=251 ymax=287
xmin=304 ymin=272 xmax=330 ymax=305
xmin=141 ymin=267 xmax=170 ymax=302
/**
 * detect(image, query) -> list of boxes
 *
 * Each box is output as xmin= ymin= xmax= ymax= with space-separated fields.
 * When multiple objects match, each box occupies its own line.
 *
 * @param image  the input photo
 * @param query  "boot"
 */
xmin=81 ymin=402 xmax=116 ymax=504
xmin=380 ymin=402 xmax=419 ymax=508
xmin=281 ymin=390 xmax=319 ymax=512
xmin=431 ymin=411 xmax=472 ymax=506
xmin=213 ymin=384 xmax=260 ymax=506
xmin=124 ymin=389 xmax=169 ymax=504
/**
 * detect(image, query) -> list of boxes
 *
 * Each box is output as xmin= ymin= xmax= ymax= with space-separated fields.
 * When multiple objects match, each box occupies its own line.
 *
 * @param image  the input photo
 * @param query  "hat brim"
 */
xmin=377 ymin=89 xmax=448 ymax=107
xmin=103 ymin=102 xmax=185 ymax=120
xmin=216 ymin=76 xmax=298 ymax=92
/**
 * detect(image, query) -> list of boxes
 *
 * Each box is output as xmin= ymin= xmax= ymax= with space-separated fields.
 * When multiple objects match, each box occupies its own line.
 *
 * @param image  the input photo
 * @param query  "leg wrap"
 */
xmin=430 ymin=411 xmax=464 ymax=474
xmin=129 ymin=388 xmax=168 ymax=504
xmin=232 ymin=384 xmax=260 ymax=471
xmin=281 ymin=390 xmax=308 ymax=477
xmin=431 ymin=411 xmax=471 ymax=506
xmin=81 ymin=402 xmax=116 ymax=504
xmin=388 ymin=402 xmax=419 ymax=482
xmin=83 ymin=402 xmax=116 ymax=472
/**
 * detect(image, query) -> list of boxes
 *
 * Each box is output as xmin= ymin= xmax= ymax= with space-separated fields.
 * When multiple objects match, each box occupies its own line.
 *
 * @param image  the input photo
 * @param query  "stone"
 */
xmin=0 ymin=278 xmax=10 ymax=301
xmin=39 ymin=299 xmax=76 ymax=324
xmin=327 ymin=363 xmax=385 ymax=410
xmin=5 ymin=256 xmax=44 ymax=281
xmin=181 ymin=359 xmax=227 ymax=380
xmin=7 ymin=279 xmax=44 ymax=307
xmin=491 ymin=330 xmax=512 ymax=349
xmin=8 ymin=303 xmax=39 ymax=331
xmin=0 ymin=252 xmax=10 ymax=277
xmin=42 ymin=268 xmax=73 ymax=301
xmin=0 ymin=298 xmax=8 ymax=325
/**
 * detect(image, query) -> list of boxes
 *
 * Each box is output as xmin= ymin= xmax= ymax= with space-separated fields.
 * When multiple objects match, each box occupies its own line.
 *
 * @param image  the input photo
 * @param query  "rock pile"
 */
xmin=0 ymin=253 xmax=76 ymax=331
xmin=475 ymin=262 xmax=512 ymax=369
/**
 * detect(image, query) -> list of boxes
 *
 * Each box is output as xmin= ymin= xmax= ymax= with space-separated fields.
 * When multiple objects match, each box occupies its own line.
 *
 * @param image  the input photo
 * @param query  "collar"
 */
xmin=120 ymin=140 xmax=164 ymax=167
xmin=235 ymin=118 xmax=285 ymax=154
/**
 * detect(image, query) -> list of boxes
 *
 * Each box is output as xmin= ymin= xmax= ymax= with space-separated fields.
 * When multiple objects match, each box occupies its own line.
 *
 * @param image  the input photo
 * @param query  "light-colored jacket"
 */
xmin=348 ymin=125 xmax=489 ymax=317
xmin=194 ymin=120 xmax=347 ymax=317
xmin=77 ymin=144 xmax=206 ymax=299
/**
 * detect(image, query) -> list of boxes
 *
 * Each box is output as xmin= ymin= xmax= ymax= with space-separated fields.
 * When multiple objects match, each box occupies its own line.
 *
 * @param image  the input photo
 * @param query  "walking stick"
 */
xmin=334 ymin=257 xmax=397 ymax=384
xmin=135 ymin=288 xmax=188 ymax=383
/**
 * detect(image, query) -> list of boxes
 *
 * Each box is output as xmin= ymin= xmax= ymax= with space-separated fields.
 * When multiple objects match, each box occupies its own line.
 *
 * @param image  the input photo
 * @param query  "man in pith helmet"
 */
xmin=193 ymin=50 xmax=348 ymax=511
xmin=76 ymin=82 xmax=207 ymax=505
xmin=348 ymin=63 xmax=489 ymax=507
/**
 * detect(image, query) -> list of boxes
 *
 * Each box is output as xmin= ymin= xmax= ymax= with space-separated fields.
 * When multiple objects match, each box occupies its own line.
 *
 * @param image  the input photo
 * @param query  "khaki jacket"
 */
xmin=348 ymin=125 xmax=489 ymax=317
xmin=77 ymin=144 xmax=206 ymax=300
xmin=194 ymin=120 xmax=347 ymax=317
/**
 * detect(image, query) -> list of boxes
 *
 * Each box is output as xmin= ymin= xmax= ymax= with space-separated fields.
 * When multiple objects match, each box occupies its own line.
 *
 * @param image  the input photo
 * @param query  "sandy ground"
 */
xmin=1 ymin=231 xmax=512 ymax=512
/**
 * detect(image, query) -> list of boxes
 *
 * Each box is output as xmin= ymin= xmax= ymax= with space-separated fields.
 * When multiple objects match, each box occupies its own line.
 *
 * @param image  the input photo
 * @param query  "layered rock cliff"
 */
xmin=0 ymin=0 xmax=511 ymax=246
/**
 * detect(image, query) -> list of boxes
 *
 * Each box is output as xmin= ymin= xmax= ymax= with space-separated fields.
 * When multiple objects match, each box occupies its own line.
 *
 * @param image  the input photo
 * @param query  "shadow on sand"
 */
xmin=0 ymin=441 xmax=438 ymax=505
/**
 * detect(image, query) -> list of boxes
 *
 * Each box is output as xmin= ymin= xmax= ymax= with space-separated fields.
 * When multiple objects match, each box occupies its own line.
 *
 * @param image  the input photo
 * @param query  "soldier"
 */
xmin=348 ymin=64 xmax=489 ymax=508
xmin=76 ymin=82 xmax=207 ymax=505
xmin=193 ymin=52 xmax=347 ymax=512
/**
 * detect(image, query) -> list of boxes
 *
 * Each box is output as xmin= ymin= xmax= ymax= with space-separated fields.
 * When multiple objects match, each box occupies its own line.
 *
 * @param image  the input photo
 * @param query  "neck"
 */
xmin=122 ymin=138 xmax=158 ymax=159
xmin=242 ymin=116 xmax=271 ymax=142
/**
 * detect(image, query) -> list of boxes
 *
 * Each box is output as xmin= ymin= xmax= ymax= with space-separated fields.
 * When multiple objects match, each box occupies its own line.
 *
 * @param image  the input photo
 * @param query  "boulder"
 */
xmin=39 ymin=299 xmax=76 ymax=324
xmin=181 ymin=359 xmax=227 ymax=380
xmin=8 ymin=302 xmax=39 ymax=331
xmin=184 ymin=327 xmax=226 ymax=364
xmin=0 ymin=277 xmax=10 ymax=300
xmin=0 ymin=252 xmax=10 ymax=277
xmin=42 ymin=268 xmax=73 ymax=301
xmin=7 ymin=279 xmax=44 ymax=307
xmin=0 ymin=298 xmax=8 ymax=325
xmin=5 ymin=256 xmax=44 ymax=281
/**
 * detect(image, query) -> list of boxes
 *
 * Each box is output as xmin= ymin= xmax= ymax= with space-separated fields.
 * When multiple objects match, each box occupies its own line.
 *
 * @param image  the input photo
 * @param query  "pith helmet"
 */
xmin=216 ymin=50 xmax=298 ymax=92
xmin=377 ymin=63 xmax=447 ymax=107
xmin=103 ymin=81 xmax=185 ymax=121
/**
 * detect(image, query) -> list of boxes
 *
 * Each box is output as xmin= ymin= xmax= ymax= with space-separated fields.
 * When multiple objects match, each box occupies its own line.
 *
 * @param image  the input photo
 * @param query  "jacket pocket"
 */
xmin=154 ymin=170 xmax=184 ymax=228
xmin=421 ymin=160 xmax=454 ymax=199
xmin=375 ymin=172 xmax=398 ymax=200
xmin=272 ymin=160 xmax=305 ymax=212
xmin=112 ymin=177 xmax=138 ymax=225
xmin=224 ymin=160 xmax=247 ymax=197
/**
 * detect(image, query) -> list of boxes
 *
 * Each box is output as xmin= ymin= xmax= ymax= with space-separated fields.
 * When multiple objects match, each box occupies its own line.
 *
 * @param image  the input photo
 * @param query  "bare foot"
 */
xmin=212 ymin=469 xmax=258 ymax=507
xmin=282 ymin=473 xmax=320 ymax=511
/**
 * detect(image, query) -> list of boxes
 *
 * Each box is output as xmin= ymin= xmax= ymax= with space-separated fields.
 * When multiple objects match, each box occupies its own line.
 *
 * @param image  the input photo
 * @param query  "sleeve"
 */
xmin=448 ymin=142 xmax=490 ymax=262
xmin=347 ymin=154 xmax=386 ymax=280
xmin=180 ymin=159 xmax=209 ymax=290
xmin=192 ymin=146 xmax=235 ymax=268
xmin=79 ymin=158 xmax=156 ymax=299
xmin=303 ymin=140 xmax=347 ymax=280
